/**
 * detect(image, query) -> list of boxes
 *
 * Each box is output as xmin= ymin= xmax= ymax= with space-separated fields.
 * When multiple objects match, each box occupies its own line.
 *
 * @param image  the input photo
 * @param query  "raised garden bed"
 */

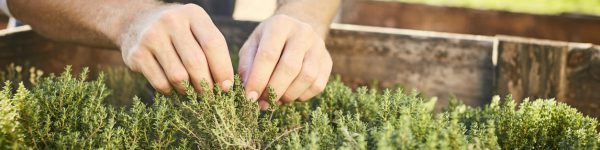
xmin=0 ymin=18 xmax=598 ymax=117
xmin=0 ymin=16 xmax=599 ymax=149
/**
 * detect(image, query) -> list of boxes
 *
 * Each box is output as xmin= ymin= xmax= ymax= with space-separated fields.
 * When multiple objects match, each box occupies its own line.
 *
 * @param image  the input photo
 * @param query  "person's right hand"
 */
xmin=119 ymin=4 xmax=233 ymax=94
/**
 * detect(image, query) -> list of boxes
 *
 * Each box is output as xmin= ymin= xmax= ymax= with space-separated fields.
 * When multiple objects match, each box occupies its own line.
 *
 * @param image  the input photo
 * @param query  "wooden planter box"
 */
xmin=0 ymin=18 xmax=598 ymax=118
xmin=340 ymin=0 xmax=600 ymax=45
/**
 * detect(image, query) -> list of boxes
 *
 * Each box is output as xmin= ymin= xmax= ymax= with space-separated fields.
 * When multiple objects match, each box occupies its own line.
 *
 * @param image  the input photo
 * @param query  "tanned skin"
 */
xmin=8 ymin=0 xmax=340 ymax=109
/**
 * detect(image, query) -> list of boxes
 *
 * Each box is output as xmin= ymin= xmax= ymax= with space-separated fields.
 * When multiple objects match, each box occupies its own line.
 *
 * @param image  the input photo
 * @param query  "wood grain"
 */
xmin=495 ymin=36 xmax=568 ymax=103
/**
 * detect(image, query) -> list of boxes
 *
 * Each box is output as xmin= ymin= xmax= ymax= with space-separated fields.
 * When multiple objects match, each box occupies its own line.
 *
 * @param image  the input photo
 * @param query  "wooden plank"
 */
xmin=495 ymin=36 xmax=600 ymax=119
xmin=495 ymin=36 xmax=568 ymax=103
xmin=340 ymin=1 xmax=600 ymax=45
xmin=0 ymin=26 xmax=122 ymax=75
xmin=327 ymin=24 xmax=495 ymax=110
xmin=564 ymin=45 xmax=600 ymax=118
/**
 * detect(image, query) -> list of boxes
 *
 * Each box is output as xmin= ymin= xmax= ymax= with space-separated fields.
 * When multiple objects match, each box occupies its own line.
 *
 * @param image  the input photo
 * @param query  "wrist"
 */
xmin=274 ymin=4 xmax=329 ymax=37
xmin=109 ymin=2 xmax=167 ymax=49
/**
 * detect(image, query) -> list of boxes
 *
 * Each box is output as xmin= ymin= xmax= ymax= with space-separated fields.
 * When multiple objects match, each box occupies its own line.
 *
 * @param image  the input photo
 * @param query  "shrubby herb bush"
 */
xmin=0 ymin=66 xmax=598 ymax=149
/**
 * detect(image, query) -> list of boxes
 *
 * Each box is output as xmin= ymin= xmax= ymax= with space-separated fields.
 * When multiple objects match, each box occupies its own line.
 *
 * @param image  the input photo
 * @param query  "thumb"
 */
xmin=237 ymin=33 xmax=260 ymax=86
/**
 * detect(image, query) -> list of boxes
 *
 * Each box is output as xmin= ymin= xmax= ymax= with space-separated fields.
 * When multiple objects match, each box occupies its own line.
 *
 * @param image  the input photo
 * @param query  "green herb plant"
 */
xmin=0 ymin=66 xmax=598 ymax=149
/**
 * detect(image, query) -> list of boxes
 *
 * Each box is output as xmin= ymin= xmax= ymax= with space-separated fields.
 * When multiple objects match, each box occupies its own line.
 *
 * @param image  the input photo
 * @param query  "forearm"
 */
xmin=8 ymin=0 xmax=162 ymax=49
xmin=276 ymin=0 xmax=340 ymax=38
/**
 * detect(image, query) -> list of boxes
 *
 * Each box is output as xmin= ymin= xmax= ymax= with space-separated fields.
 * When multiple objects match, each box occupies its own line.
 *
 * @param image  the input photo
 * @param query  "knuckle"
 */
xmin=298 ymin=68 xmax=318 ymax=83
xmin=182 ymin=63 xmax=201 ymax=73
xmin=280 ymin=61 xmax=301 ymax=76
xmin=281 ymin=94 xmax=296 ymax=102
xmin=141 ymin=28 xmax=161 ymax=44
xmin=257 ymin=50 xmax=281 ymax=63
xmin=154 ymin=82 xmax=172 ymax=93
xmin=310 ymin=83 xmax=326 ymax=93
xmin=168 ymin=72 xmax=189 ymax=85
xmin=182 ymin=56 xmax=205 ymax=71
xmin=201 ymin=34 xmax=227 ymax=51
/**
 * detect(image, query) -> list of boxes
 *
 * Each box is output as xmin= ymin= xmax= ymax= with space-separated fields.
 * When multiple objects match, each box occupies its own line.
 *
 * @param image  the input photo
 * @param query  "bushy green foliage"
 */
xmin=0 ymin=66 xmax=598 ymax=149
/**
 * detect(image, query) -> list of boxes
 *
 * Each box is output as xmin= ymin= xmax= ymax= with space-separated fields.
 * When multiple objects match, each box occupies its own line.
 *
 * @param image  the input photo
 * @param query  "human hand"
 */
xmin=119 ymin=4 xmax=234 ymax=94
xmin=238 ymin=14 xmax=333 ymax=110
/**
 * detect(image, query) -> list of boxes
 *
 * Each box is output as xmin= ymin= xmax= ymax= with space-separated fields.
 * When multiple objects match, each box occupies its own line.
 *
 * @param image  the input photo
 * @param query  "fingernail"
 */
xmin=246 ymin=91 xmax=258 ymax=101
xmin=221 ymin=80 xmax=233 ymax=92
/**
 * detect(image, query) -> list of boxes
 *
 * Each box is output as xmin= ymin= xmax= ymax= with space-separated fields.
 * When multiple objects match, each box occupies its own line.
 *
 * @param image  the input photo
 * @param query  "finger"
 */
xmin=238 ymin=30 xmax=260 ymax=85
xmin=280 ymin=41 xmax=323 ymax=103
xmin=170 ymin=24 xmax=214 ymax=93
xmin=146 ymin=30 xmax=189 ymax=94
xmin=298 ymin=51 xmax=333 ymax=101
xmin=244 ymin=24 xmax=291 ymax=101
xmin=186 ymin=4 xmax=234 ymax=92
xmin=128 ymin=49 xmax=173 ymax=95
xmin=264 ymin=30 xmax=314 ymax=102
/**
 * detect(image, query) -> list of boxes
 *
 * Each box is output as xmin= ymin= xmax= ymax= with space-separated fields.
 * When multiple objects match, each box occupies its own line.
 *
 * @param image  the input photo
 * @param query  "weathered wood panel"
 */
xmin=495 ymin=36 xmax=568 ymax=103
xmin=0 ymin=26 xmax=122 ymax=75
xmin=327 ymin=24 xmax=495 ymax=110
xmin=341 ymin=1 xmax=600 ymax=45
xmin=495 ymin=36 xmax=600 ymax=118
xmin=564 ymin=45 xmax=600 ymax=118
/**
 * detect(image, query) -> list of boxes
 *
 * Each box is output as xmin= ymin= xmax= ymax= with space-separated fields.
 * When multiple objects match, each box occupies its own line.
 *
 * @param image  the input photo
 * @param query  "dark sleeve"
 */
xmin=163 ymin=0 xmax=236 ymax=18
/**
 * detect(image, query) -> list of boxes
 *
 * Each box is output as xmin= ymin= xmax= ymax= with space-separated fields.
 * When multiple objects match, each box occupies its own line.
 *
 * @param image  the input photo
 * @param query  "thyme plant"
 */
xmin=0 ymin=66 xmax=598 ymax=149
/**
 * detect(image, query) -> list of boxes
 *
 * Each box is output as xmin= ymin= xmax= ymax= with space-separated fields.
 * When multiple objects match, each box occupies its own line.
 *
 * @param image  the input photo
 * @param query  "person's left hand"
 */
xmin=238 ymin=14 xmax=332 ymax=110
